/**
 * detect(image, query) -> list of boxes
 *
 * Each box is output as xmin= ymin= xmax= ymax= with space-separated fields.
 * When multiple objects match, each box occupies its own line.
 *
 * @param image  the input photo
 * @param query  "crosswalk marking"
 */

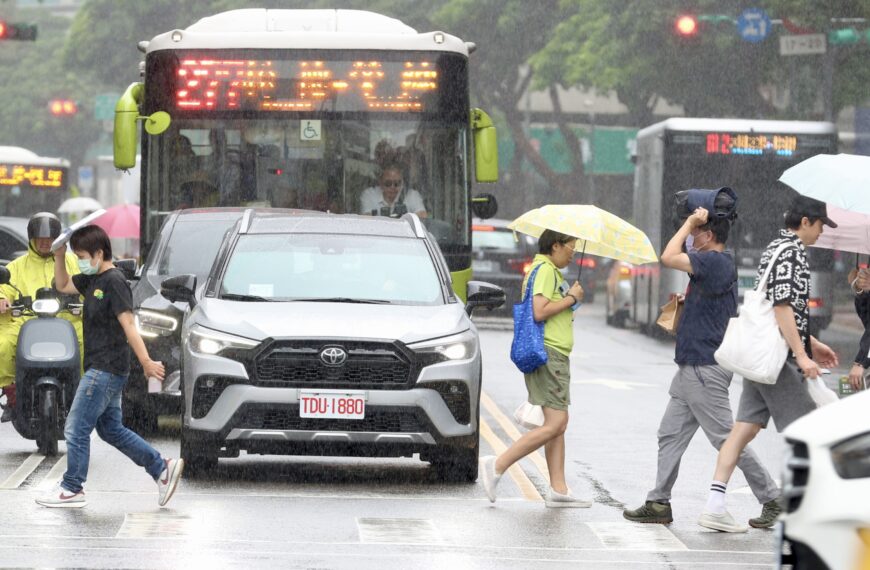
xmin=116 ymin=512 xmax=195 ymax=539
xmin=0 ymin=453 xmax=44 ymax=489
xmin=587 ymin=522 xmax=688 ymax=551
xmin=357 ymin=518 xmax=442 ymax=544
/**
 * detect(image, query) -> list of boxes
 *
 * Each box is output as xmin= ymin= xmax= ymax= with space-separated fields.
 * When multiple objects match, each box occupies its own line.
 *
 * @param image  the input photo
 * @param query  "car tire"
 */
xmin=180 ymin=428 xmax=219 ymax=478
xmin=429 ymin=436 xmax=479 ymax=483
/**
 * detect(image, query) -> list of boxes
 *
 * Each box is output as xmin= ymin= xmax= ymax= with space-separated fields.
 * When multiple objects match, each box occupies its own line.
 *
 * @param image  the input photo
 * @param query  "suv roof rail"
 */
xmin=401 ymin=212 xmax=426 ymax=238
xmin=239 ymin=208 xmax=255 ymax=234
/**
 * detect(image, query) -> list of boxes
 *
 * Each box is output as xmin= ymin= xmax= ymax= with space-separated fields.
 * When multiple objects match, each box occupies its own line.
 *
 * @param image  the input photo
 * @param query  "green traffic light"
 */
xmin=828 ymin=28 xmax=860 ymax=45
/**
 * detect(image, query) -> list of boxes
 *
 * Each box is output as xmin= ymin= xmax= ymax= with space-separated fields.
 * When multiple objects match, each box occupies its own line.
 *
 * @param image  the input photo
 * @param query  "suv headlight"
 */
xmin=408 ymin=329 xmax=477 ymax=362
xmin=188 ymin=325 xmax=259 ymax=356
xmin=831 ymin=431 xmax=870 ymax=479
xmin=135 ymin=309 xmax=178 ymax=338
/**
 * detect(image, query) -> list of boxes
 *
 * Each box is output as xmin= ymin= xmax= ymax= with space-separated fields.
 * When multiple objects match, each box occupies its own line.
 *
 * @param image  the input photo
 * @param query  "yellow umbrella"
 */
xmin=508 ymin=205 xmax=658 ymax=269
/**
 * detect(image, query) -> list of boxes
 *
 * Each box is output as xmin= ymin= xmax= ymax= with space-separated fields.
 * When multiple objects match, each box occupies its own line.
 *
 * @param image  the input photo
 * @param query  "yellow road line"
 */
xmin=479 ymin=418 xmax=542 ymax=501
xmin=481 ymin=391 xmax=550 ymax=482
xmin=36 ymin=454 xmax=67 ymax=490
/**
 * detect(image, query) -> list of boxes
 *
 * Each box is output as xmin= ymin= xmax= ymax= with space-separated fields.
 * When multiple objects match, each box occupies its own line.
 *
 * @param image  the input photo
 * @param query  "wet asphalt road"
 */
xmin=0 ymin=303 xmax=856 ymax=569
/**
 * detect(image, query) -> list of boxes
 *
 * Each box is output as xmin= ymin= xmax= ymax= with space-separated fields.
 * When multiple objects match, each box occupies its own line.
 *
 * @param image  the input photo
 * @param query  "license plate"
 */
xmin=472 ymin=259 xmax=495 ymax=272
xmin=299 ymin=389 xmax=366 ymax=419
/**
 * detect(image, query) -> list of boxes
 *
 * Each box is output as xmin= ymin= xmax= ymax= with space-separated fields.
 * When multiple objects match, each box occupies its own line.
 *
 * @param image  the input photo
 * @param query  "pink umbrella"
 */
xmin=92 ymin=204 xmax=140 ymax=239
xmin=812 ymin=204 xmax=870 ymax=255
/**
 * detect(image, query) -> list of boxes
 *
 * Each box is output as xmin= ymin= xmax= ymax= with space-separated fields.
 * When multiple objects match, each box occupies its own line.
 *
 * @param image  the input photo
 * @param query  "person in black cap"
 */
xmin=698 ymin=195 xmax=839 ymax=533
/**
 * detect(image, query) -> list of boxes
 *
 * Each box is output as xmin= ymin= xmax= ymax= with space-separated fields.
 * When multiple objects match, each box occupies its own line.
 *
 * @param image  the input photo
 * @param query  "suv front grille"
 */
xmin=252 ymin=340 xmax=417 ymax=389
xmin=783 ymin=439 xmax=810 ymax=513
xmin=239 ymin=405 xmax=426 ymax=433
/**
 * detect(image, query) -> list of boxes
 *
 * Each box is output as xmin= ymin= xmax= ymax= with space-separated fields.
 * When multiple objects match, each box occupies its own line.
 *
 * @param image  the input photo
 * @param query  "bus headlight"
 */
xmin=135 ymin=310 xmax=178 ymax=338
xmin=188 ymin=325 xmax=259 ymax=356
xmin=831 ymin=431 xmax=870 ymax=479
xmin=409 ymin=329 xmax=477 ymax=363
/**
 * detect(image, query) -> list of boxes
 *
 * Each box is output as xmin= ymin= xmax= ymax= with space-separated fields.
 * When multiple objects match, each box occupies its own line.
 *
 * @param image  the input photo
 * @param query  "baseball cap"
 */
xmin=787 ymin=195 xmax=838 ymax=228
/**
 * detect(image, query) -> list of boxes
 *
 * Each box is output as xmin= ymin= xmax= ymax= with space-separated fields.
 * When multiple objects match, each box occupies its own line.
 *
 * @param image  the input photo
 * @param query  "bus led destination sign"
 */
xmin=705 ymin=133 xmax=798 ymax=156
xmin=0 ymin=164 xmax=65 ymax=188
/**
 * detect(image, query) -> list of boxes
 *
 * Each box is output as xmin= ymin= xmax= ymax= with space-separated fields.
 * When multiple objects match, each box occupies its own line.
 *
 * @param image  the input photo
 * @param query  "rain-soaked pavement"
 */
xmin=0 ymin=303 xmax=853 ymax=569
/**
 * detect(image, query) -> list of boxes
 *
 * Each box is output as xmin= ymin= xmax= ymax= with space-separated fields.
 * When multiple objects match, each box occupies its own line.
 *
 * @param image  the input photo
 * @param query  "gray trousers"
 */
xmin=646 ymin=364 xmax=779 ymax=504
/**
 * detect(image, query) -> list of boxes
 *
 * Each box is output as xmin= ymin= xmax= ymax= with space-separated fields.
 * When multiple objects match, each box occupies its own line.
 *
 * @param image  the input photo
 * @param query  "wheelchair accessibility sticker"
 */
xmin=300 ymin=120 xmax=322 ymax=141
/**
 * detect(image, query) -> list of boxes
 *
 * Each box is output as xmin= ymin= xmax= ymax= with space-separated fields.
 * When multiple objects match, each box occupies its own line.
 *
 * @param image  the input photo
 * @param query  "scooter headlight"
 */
xmin=831 ymin=431 xmax=870 ymax=479
xmin=32 ymin=298 xmax=60 ymax=317
xmin=135 ymin=309 xmax=178 ymax=338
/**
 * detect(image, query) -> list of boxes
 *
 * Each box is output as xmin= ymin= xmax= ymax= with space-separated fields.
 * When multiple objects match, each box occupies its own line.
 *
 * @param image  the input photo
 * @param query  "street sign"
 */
xmin=779 ymin=33 xmax=827 ymax=55
xmin=77 ymin=165 xmax=94 ymax=193
xmin=737 ymin=8 xmax=771 ymax=43
xmin=94 ymin=93 xmax=119 ymax=121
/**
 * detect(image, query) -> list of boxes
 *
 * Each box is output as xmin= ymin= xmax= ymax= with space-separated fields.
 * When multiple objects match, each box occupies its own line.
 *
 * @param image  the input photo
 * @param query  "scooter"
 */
xmin=0 ymin=266 xmax=81 ymax=455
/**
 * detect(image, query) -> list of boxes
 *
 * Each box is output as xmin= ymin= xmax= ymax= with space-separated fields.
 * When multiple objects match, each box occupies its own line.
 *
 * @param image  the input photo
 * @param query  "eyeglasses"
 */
xmin=382 ymin=180 xmax=403 ymax=188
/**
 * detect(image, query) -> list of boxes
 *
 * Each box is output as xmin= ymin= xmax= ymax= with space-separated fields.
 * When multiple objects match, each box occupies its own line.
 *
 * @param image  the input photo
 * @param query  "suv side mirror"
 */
xmin=161 ymin=274 xmax=197 ymax=306
xmin=0 ymin=266 xmax=9 ymax=285
xmin=116 ymin=258 xmax=138 ymax=281
xmin=465 ymin=280 xmax=505 ymax=316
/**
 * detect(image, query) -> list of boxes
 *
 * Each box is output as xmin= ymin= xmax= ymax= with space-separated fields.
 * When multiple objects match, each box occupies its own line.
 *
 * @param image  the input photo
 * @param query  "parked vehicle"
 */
xmin=605 ymin=260 xmax=633 ymax=328
xmin=0 ymin=217 xmax=29 ymax=265
xmin=778 ymin=389 xmax=870 ymax=569
xmin=125 ymin=208 xmax=245 ymax=433
xmin=166 ymin=210 xmax=504 ymax=480
xmin=0 ymin=266 xmax=81 ymax=455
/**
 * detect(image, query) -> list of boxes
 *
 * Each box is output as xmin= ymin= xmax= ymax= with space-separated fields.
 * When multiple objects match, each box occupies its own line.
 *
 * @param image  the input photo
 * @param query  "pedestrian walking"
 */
xmin=623 ymin=206 xmax=781 ymax=527
xmin=847 ymin=266 xmax=870 ymax=392
xmin=699 ymin=195 xmax=838 ymax=532
xmin=480 ymin=229 xmax=591 ymax=507
xmin=36 ymin=225 xmax=184 ymax=508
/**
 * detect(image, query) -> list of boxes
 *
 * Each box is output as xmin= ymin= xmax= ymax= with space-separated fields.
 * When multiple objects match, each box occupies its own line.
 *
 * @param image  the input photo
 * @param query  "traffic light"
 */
xmin=0 ymin=21 xmax=38 ymax=41
xmin=675 ymin=15 xmax=699 ymax=37
xmin=48 ymin=99 xmax=78 ymax=117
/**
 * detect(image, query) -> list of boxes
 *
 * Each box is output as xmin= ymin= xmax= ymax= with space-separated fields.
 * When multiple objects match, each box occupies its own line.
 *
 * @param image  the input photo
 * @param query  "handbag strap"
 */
xmin=522 ymin=264 xmax=544 ymax=302
xmin=756 ymin=241 xmax=797 ymax=293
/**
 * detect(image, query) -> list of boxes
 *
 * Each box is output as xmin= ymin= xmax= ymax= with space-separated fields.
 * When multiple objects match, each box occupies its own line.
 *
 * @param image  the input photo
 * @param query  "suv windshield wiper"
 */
xmin=221 ymin=293 xmax=274 ymax=302
xmin=295 ymin=297 xmax=392 ymax=304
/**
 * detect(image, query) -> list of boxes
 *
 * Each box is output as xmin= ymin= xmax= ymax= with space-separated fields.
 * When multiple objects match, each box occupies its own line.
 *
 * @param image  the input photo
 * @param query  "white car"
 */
xmin=778 ymin=389 xmax=870 ymax=569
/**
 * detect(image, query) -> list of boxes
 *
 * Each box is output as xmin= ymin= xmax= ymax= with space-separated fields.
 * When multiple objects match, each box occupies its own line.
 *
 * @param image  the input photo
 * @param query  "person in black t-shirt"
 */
xmin=36 ymin=225 xmax=184 ymax=509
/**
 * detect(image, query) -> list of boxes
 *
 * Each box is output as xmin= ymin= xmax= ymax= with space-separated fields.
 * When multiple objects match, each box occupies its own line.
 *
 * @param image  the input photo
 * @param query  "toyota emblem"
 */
xmin=320 ymin=346 xmax=348 ymax=366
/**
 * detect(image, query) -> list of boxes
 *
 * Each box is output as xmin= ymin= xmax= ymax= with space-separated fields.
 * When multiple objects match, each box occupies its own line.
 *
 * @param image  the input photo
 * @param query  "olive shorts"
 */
xmin=524 ymin=346 xmax=571 ymax=411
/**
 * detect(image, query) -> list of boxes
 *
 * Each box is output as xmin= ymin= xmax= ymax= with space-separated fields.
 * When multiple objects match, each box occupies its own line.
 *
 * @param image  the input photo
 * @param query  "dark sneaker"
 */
xmin=623 ymin=501 xmax=673 ymax=524
xmin=748 ymin=499 xmax=782 ymax=529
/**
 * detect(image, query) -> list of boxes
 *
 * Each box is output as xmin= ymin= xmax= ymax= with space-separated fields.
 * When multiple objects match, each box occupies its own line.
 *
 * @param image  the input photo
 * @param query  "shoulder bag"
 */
xmin=714 ymin=242 xmax=793 ymax=384
xmin=510 ymin=264 xmax=548 ymax=374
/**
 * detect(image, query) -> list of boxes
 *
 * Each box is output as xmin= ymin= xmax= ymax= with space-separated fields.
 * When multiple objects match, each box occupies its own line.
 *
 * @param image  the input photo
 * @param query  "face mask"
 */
xmin=685 ymin=234 xmax=696 ymax=254
xmin=77 ymin=258 xmax=98 ymax=276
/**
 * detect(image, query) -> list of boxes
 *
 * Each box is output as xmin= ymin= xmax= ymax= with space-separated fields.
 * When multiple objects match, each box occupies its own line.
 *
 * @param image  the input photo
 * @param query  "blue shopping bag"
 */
xmin=510 ymin=264 xmax=548 ymax=373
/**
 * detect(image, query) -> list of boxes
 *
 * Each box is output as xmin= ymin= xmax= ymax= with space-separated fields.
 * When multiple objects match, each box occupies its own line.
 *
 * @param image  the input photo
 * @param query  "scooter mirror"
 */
xmin=0 ymin=266 xmax=10 ymax=285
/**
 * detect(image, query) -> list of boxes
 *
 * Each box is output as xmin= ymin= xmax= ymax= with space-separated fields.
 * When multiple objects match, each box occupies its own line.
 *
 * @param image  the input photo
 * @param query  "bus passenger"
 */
xmin=359 ymin=164 xmax=427 ymax=218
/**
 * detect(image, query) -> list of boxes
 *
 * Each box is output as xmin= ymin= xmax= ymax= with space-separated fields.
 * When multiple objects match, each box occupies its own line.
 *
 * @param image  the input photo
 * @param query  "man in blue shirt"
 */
xmin=623 ymin=207 xmax=780 ymax=528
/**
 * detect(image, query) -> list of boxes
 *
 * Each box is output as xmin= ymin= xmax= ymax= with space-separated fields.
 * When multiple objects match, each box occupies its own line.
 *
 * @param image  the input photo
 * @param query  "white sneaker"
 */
xmin=698 ymin=510 xmax=749 ymax=533
xmin=36 ymin=483 xmax=86 ymax=508
xmin=545 ymin=488 xmax=592 ymax=508
xmin=156 ymin=458 xmax=184 ymax=507
xmin=479 ymin=455 xmax=501 ymax=503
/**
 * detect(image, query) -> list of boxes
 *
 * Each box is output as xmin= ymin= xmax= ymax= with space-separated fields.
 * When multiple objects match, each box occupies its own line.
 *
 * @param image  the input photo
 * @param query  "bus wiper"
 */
xmin=221 ymin=293 xmax=273 ymax=302
xmin=297 ymin=297 xmax=392 ymax=304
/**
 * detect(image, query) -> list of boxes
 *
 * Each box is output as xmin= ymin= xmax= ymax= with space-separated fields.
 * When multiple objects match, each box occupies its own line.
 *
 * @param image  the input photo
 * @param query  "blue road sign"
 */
xmin=737 ymin=8 xmax=771 ymax=43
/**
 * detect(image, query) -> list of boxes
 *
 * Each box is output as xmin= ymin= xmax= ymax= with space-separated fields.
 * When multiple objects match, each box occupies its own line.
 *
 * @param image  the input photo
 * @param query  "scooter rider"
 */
xmin=0 ymin=213 xmax=82 ymax=422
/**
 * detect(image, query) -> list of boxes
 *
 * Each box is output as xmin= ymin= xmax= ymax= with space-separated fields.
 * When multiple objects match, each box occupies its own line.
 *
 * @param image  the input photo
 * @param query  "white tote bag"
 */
xmin=714 ymin=242 xmax=792 ymax=384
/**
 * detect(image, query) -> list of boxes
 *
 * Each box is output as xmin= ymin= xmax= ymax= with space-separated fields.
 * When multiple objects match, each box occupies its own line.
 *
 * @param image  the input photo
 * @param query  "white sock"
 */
xmin=705 ymin=481 xmax=727 ymax=514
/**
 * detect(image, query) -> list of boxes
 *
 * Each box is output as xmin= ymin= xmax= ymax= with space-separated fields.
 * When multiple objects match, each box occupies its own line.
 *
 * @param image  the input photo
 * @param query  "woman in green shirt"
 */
xmin=480 ymin=230 xmax=590 ymax=507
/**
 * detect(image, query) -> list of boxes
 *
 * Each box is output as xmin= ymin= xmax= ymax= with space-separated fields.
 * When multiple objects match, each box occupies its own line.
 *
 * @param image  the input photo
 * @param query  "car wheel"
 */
xmin=429 ymin=436 xmax=479 ymax=483
xmin=180 ymin=428 xmax=219 ymax=478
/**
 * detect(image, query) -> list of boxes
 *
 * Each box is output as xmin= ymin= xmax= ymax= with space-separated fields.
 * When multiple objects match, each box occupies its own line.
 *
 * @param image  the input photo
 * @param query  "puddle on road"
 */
xmin=356 ymin=518 xmax=443 ymax=544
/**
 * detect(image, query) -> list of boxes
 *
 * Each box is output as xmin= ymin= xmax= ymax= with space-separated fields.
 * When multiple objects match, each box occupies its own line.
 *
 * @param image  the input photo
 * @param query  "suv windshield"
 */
xmin=156 ymin=218 xmax=237 ymax=278
xmin=220 ymin=234 xmax=444 ymax=305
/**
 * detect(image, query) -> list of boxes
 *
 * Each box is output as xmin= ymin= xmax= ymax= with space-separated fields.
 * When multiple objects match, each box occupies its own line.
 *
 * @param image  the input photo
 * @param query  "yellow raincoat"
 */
xmin=0 ymin=247 xmax=83 ymax=387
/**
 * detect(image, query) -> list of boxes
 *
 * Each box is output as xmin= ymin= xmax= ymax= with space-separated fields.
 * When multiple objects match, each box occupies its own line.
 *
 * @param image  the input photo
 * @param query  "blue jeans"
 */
xmin=62 ymin=369 xmax=164 ymax=494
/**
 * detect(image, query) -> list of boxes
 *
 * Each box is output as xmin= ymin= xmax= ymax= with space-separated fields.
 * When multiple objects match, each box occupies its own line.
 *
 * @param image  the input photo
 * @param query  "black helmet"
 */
xmin=27 ymin=212 xmax=62 ymax=242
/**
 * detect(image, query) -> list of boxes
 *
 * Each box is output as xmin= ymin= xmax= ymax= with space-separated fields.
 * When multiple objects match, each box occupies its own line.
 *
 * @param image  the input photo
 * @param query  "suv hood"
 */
xmin=192 ymin=298 xmax=469 ymax=344
xmin=784 ymin=389 xmax=870 ymax=446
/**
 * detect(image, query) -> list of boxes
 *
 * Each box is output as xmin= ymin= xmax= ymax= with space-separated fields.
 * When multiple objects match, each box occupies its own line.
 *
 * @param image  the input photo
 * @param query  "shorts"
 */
xmin=524 ymin=346 xmax=571 ymax=411
xmin=736 ymin=359 xmax=817 ymax=432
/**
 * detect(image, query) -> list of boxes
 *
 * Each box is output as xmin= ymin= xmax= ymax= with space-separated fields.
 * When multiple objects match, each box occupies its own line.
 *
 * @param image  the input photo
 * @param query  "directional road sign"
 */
xmin=737 ymin=8 xmax=771 ymax=43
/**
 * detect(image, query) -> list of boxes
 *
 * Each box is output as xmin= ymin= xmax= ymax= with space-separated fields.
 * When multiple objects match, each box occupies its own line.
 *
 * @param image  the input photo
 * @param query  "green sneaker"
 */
xmin=748 ymin=499 xmax=782 ymax=529
xmin=623 ymin=501 xmax=673 ymax=524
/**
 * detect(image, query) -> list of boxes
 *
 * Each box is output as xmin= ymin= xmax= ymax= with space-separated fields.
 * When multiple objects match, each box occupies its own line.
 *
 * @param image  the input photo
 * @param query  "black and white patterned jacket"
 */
xmin=755 ymin=229 xmax=811 ymax=358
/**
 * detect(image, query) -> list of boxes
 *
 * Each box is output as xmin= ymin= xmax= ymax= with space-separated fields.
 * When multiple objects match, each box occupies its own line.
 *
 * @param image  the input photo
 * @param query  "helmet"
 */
xmin=27 ymin=212 xmax=62 ymax=242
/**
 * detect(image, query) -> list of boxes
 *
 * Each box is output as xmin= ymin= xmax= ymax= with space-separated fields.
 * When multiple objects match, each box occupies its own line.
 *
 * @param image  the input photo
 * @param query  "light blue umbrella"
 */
xmin=779 ymin=153 xmax=870 ymax=214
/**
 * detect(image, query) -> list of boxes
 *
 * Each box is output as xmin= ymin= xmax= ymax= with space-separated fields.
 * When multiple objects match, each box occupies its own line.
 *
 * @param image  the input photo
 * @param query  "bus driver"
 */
xmin=359 ymin=164 xmax=427 ymax=219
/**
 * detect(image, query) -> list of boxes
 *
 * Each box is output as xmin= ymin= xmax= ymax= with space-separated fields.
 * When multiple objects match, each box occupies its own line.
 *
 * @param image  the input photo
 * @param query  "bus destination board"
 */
xmin=0 ymin=164 xmax=66 ymax=189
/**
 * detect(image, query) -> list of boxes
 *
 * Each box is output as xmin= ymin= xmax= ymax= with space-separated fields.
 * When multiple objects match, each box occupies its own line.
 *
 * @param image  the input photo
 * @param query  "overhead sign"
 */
xmin=0 ymin=163 xmax=66 ymax=189
xmin=94 ymin=93 xmax=119 ymax=121
xmin=737 ymin=8 xmax=771 ymax=43
xmin=779 ymin=33 xmax=827 ymax=56
xmin=77 ymin=165 xmax=94 ymax=193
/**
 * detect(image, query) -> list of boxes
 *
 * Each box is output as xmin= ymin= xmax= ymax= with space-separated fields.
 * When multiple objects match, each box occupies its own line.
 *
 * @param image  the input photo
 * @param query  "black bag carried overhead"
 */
xmin=672 ymin=187 xmax=738 ymax=229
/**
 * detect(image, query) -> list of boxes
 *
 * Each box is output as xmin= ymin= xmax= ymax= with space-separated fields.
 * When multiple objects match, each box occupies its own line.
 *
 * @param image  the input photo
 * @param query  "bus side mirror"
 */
xmin=114 ymin=82 xmax=171 ymax=170
xmin=471 ymin=108 xmax=498 ymax=183
xmin=471 ymin=193 xmax=498 ymax=220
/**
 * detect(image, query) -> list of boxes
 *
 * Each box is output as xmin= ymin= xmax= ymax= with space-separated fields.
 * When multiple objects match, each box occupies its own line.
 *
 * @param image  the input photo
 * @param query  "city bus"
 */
xmin=0 ymin=146 xmax=70 ymax=217
xmin=630 ymin=118 xmax=838 ymax=337
xmin=113 ymin=8 xmax=498 ymax=300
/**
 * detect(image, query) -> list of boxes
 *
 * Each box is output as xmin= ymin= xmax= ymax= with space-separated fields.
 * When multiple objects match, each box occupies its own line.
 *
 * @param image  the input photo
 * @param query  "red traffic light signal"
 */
xmin=0 ymin=20 xmax=37 ymax=41
xmin=49 ymin=99 xmax=78 ymax=116
xmin=0 ymin=21 xmax=6 ymax=39
xmin=675 ymin=15 xmax=699 ymax=36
